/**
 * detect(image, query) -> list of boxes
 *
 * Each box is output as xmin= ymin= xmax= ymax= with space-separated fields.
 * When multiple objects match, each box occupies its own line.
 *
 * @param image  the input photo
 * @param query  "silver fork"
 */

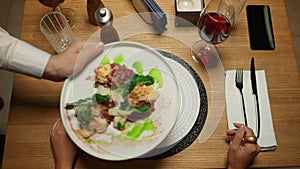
xmin=235 ymin=69 xmax=248 ymax=126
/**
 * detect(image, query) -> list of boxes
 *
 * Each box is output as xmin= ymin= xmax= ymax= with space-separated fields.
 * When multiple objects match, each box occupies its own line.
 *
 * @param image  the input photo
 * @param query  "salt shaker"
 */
xmin=95 ymin=8 xmax=120 ymax=44
xmin=87 ymin=0 xmax=105 ymax=25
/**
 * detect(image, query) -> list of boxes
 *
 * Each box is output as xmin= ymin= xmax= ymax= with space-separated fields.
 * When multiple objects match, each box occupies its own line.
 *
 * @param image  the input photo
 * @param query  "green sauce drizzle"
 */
xmin=100 ymin=55 xmax=110 ymax=65
xmin=126 ymin=118 xmax=156 ymax=142
xmin=113 ymin=53 xmax=124 ymax=64
xmin=100 ymin=53 xmax=124 ymax=66
xmin=132 ymin=61 xmax=143 ymax=75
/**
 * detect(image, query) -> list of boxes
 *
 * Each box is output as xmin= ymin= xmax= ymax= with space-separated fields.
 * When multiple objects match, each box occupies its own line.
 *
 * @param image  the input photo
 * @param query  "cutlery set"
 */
xmin=235 ymin=57 xmax=260 ymax=138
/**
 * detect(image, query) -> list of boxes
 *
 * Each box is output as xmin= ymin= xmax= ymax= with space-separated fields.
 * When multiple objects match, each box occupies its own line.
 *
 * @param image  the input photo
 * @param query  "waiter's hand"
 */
xmin=43 ymin=41 xmax=104 ymax=81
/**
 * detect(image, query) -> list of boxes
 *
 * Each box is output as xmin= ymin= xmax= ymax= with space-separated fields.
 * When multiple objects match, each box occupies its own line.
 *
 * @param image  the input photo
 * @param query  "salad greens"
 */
xmin=66 ymin=53 xmax=164 ymax=139
xmin=119 ymin=74 xmax=155 ymax=98
xmin=129 ymin=75 xmax=154 ymax=92
xmin=76 ymin=102 xmax=93 ymax=126
xmin=93 ymin=93 xmax=109 ymax=106
xmin=65 ymin=95 xmax=101 ymax=126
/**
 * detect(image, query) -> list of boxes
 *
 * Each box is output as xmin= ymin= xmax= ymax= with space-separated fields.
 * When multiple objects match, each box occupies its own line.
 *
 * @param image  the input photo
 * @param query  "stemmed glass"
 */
xmin=191 ymin=0 xmax=246 ymax=64
xmin=39 ymin=0 xmax=76 ymax=28
xmin=39 ymin=0 xmax=64 ymax=11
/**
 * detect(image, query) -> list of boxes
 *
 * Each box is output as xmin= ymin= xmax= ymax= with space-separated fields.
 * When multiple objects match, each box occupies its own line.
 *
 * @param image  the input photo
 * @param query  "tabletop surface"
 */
xmin=2 ymin=0 xmax=300 ymax=168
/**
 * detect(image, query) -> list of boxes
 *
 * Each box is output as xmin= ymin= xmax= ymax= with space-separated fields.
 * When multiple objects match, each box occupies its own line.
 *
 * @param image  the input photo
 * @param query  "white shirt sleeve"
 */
xmin=0 ymin=27 xmax=51 ymax=78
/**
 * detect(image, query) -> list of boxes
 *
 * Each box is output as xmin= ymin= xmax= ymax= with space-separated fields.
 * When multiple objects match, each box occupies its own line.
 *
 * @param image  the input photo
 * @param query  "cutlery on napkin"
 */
xmin=225 ymin=70 xmax=277 ymax=151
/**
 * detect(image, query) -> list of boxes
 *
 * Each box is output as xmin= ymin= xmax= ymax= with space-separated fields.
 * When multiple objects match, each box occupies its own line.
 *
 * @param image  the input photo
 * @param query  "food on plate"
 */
xmin=65 ymin=53 xmax=163 ymax=139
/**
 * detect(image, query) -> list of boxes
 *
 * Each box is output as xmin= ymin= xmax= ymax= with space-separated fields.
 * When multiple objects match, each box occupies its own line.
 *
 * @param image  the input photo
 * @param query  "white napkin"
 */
xmin=225 ymin=70 xmax=277 ymax=151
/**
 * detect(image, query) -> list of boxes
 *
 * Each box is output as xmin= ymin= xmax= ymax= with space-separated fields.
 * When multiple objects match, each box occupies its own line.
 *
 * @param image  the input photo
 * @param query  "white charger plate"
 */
xmin=142 ymin=52 xmax=201 ymax=157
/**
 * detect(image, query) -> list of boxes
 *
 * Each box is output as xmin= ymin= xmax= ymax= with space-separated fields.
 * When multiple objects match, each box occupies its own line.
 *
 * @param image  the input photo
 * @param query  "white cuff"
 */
xmin=8 ymin=40 xmax=51 ymax=78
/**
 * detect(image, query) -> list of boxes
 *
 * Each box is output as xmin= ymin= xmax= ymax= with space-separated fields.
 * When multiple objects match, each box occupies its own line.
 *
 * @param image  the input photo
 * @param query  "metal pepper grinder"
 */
xmin=95 ymin=8 xmax=120 ymax=44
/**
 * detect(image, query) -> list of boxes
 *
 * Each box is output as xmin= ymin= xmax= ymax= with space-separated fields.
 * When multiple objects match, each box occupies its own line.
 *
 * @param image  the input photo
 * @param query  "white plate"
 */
xmin=60 ymin=42 xmax=180 ymax=160
xmin=142 ymin=55 xmax=201 ymax=157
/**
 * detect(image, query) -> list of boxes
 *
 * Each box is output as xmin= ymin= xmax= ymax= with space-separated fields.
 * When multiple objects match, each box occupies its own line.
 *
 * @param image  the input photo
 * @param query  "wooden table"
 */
xmin=3 ymin=0 xmax=300 ymax=168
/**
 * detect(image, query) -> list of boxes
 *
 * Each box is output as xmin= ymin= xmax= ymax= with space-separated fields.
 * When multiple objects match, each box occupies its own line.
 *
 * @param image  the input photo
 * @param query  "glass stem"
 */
xmin=54 ymin=6 xmax=62 ymax=12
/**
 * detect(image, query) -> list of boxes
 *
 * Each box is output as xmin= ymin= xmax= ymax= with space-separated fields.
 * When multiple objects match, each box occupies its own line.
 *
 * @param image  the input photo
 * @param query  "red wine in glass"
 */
xmin=198 ymin=12 xmax=232 ymax=44
xmin=39 ymin=0 xmax=64 ymax=10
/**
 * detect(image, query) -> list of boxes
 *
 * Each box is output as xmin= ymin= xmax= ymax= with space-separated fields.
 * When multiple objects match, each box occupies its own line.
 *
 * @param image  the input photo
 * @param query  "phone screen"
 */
xmin=246 ymin=5 xmax=275 ymax=50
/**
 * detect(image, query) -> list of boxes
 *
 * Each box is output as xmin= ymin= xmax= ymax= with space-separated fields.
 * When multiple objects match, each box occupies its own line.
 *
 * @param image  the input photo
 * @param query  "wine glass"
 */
xmin=191 ymin=0 xmax=246 ymax=64
xmin=39 ymin=0 xmax=76 ymax=28
xmin=39 ymin=0 xmax=64 ymax=11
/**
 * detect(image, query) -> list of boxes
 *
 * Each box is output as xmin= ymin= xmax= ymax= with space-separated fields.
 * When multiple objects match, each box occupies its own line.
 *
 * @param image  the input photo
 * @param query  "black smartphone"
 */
xmin=246 ymin=5 xmax=275 ymax=50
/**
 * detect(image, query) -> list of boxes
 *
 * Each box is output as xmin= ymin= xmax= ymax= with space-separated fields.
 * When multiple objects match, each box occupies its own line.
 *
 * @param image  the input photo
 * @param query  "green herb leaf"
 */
xmin=65 ymin=103 xmax=75 ymax=109
xmin=117 ymin=122 xmax=125 ymax=130
xmin=129 ymin=75 xmax=154 ymax=92
xmin=93 ymin=93 xmax=109 ymax=106
xmin=135 ymin=103 xmax=151 ymax=112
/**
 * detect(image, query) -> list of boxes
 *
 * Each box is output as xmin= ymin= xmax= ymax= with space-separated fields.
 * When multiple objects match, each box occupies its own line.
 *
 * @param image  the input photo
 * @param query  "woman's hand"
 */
xmin=50 ymin=118 xmax=78 ymax=169
xmin=43 ymin=41 xmax=104 ymax=82
xmin=226 ymin=123 xmax=260 ymax=169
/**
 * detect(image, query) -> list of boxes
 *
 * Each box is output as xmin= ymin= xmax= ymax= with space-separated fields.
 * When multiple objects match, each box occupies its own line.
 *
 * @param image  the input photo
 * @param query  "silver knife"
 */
xmin=251 ymin=57 xmax=260 ymax=138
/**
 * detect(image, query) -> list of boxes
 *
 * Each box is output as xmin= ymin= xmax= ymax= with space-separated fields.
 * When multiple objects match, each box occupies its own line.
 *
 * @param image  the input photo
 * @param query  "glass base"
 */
xmin=55 ymin=7 xmax=77 ymax=29
xmin=62 ymin=8 xmax=76 ymax=29
xmin=191 ymin=40 xmax=219 ymax=67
